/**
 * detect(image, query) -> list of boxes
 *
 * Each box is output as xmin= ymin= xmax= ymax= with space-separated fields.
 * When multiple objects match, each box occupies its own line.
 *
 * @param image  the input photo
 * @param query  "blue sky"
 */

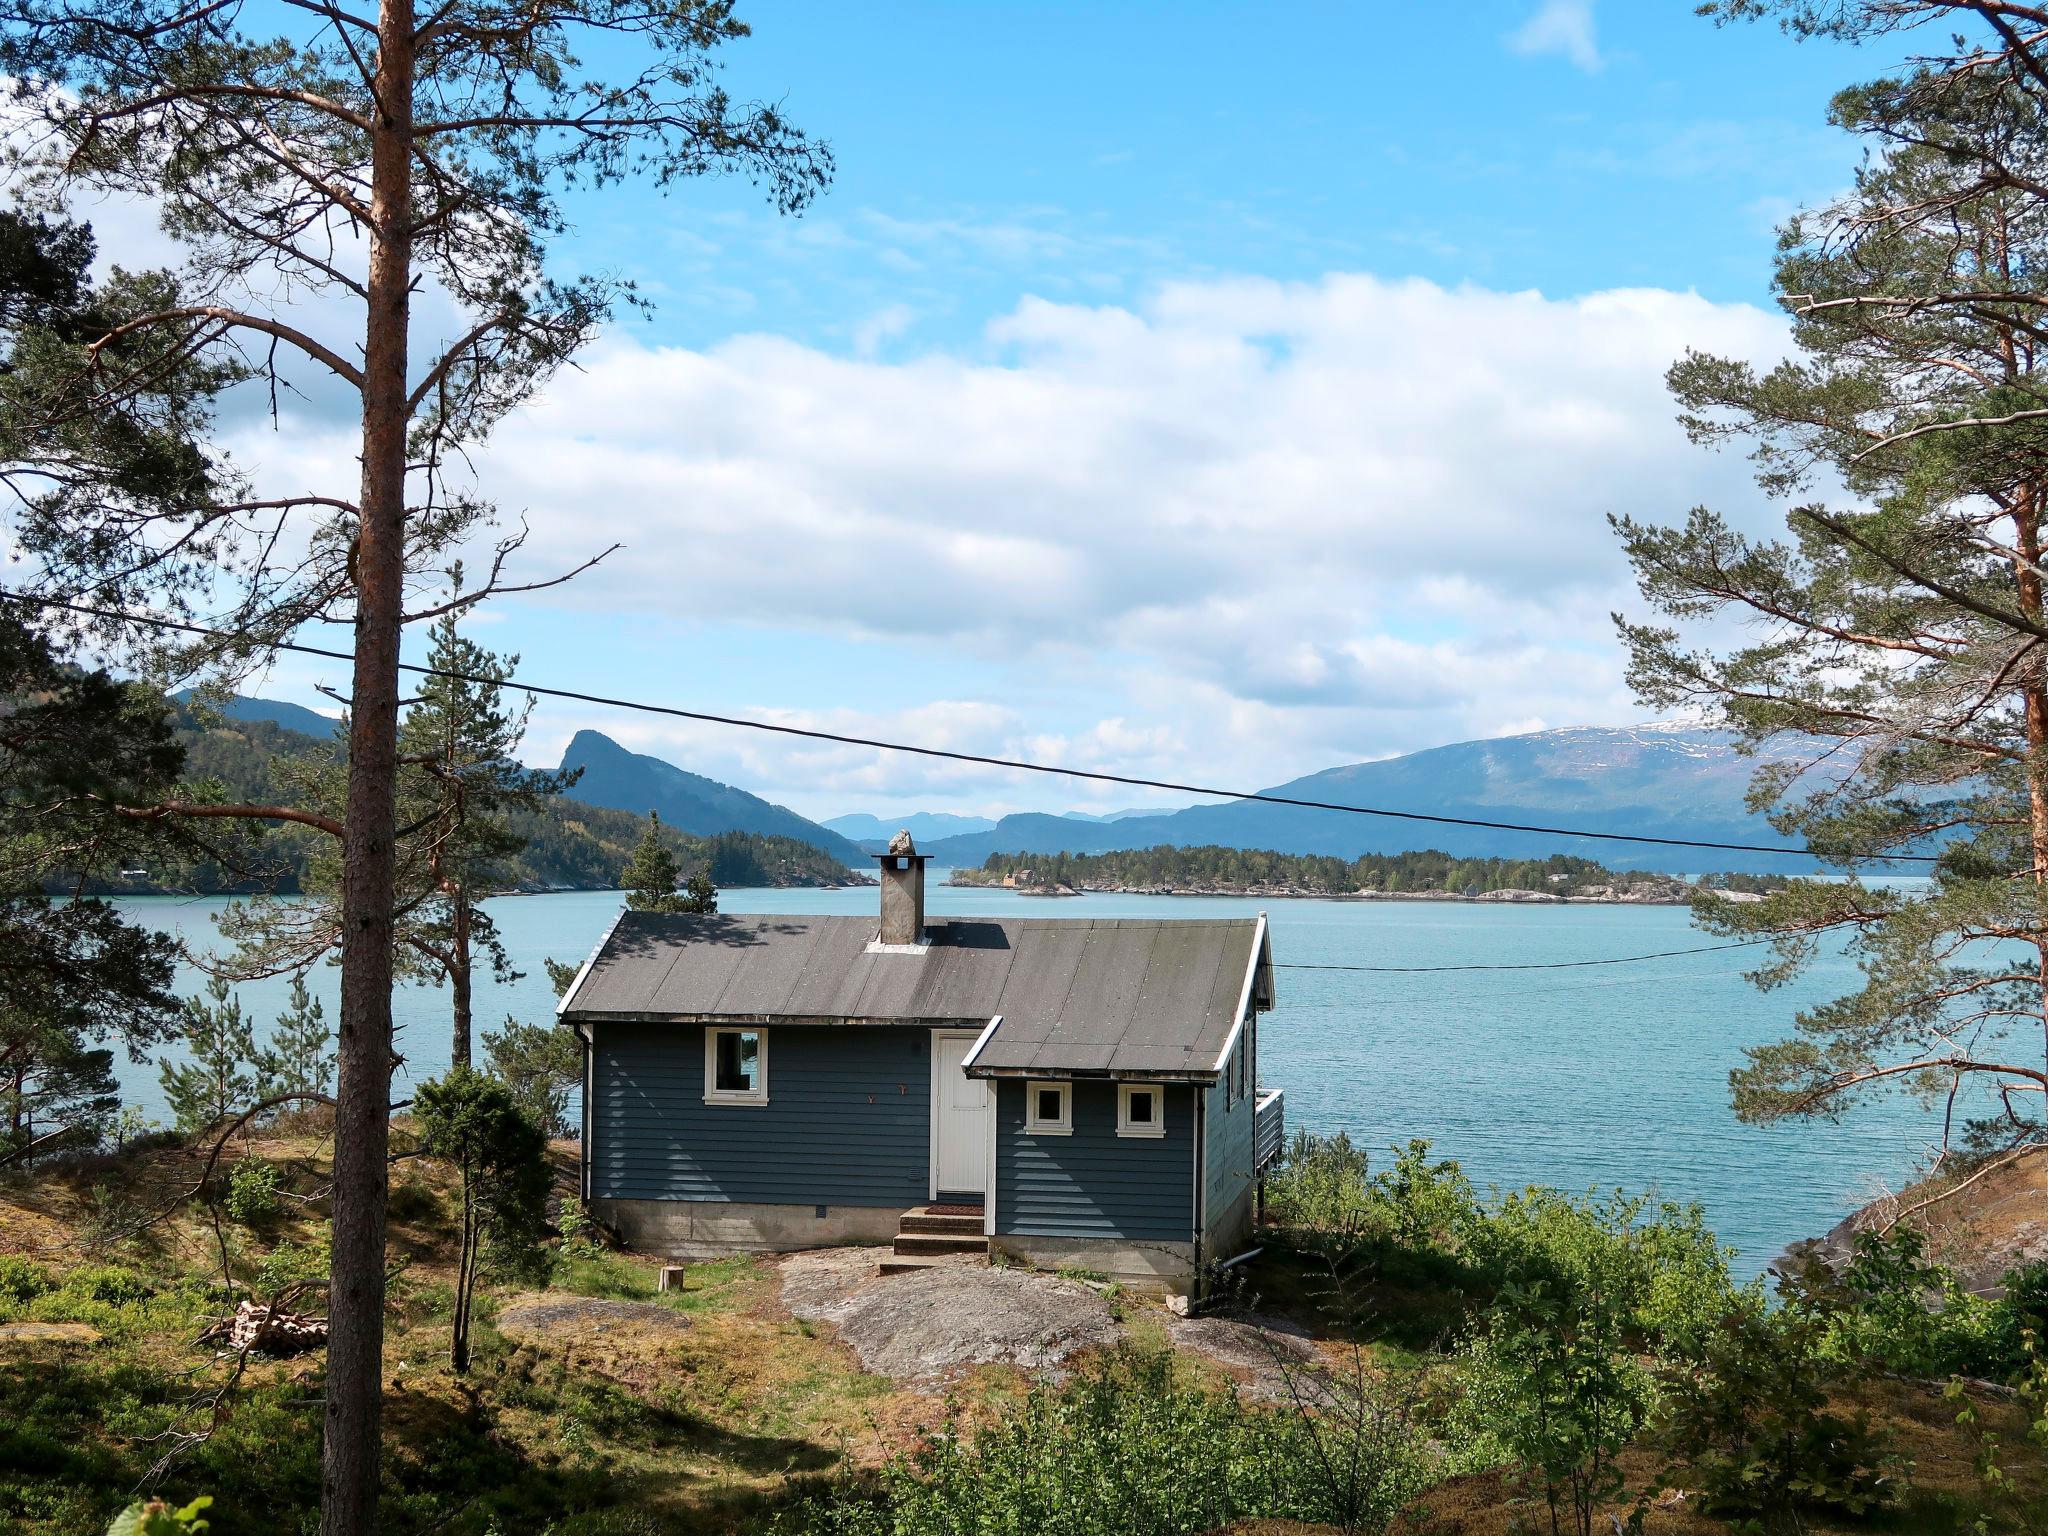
xmin=223 ymin=1 xmax=1917 ymax=822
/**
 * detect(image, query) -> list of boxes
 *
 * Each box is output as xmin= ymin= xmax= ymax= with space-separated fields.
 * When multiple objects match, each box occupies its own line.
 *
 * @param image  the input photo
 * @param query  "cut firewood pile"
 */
xmin=196 ymin=1284 xmax=329 ymax=1357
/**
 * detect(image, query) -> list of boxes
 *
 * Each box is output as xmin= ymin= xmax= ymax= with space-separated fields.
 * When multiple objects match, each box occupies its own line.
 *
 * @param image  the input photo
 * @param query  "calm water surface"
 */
xmin=115 ymin=876 xmax=1931 ymax=1277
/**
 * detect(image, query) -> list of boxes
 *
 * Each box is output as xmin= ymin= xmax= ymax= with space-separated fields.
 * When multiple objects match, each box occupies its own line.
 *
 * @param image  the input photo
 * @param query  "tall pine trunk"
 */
xmin=2019 ymin=491 xmax=2048 ymax=1106
xmin=451 ymin=884 xmax=472 ymax=1068
xmin=321 ymin=3 xmax=414 ymax=1528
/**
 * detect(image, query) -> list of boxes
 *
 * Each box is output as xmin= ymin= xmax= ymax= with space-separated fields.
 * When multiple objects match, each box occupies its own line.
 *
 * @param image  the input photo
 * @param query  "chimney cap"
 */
xmin=875 ymin=828 xmax=929 ymax=870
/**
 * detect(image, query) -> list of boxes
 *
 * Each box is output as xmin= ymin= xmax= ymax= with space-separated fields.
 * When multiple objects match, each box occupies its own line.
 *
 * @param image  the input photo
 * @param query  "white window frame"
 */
xmin=1117 ymin=1082 xmax=1166 ymax=1139
xmin=703 ymin=1025 xmax=769 ymax=1106
xmin=1024 ymin=1079 xmax=1072 ymax=1136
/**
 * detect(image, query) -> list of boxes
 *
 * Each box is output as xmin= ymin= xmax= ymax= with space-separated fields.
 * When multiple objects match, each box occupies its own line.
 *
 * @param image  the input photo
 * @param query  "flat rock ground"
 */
xmin=776 ymin=1246 xmax=1328 ymax=1400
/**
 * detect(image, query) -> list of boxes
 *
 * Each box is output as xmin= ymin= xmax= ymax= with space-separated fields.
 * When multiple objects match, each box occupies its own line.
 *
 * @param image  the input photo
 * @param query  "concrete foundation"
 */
xmin=1206 ymin=1185 xmax=1257 ymax=1260
xmin=989 ymin=1234 xmax=1197 ymax=1293
xmin=594 ymin=1196 xmax=905 ymax=1258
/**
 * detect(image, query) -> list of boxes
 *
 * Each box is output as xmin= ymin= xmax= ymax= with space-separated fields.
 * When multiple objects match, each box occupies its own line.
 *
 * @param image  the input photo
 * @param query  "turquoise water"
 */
xmin=115 ymin=877 xmax=1924 ymax=1276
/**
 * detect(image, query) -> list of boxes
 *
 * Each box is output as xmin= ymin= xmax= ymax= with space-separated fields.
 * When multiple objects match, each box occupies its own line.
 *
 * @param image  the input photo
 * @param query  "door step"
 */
xmin=898 ymin=1207 xmax=985 ymax=1237
xmin=886 ymin=1205 xmax=988 ymax=1263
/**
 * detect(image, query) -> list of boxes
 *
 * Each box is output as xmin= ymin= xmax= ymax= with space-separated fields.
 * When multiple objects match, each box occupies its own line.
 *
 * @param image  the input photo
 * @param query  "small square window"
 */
xmin=704 ymin=1027 xmax=768 ymax=1104
xmin=1024 ymin=1079 xmax=1071 ymax=1135
xmin=1118 ymin=1082 xmax=1166 ymax=1138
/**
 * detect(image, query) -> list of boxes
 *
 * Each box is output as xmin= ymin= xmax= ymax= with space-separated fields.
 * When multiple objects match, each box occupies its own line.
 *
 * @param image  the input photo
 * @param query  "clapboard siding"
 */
xmin=1203 ymin=1032 xmax=1257 ymax=1244
xmin=591 ymin=1022 xmax=931 ymax=1206
xmin=995 ymin=1079 xmax=1193 ymax=1242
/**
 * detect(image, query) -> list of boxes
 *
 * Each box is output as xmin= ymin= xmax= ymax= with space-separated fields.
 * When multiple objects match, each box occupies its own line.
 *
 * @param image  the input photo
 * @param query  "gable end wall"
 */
xmin=994 ymin=1079 xmax=1194 ymax=1243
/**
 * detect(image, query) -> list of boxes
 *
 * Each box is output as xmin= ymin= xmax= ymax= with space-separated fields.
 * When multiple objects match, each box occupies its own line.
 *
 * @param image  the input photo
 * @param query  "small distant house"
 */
xmin=556 ymin=834 xmax=1284 ymax=1290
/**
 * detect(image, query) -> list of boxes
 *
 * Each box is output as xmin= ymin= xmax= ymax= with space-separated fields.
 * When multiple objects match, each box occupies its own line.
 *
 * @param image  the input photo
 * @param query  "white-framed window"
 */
xmin=1118 ymin=1082 xmax=1166 ymax=1138
xmin=703 ymin=1026 xmax=768 ymax=1105
xmin=1024 ymin=1079 xmax=1072 ymax=1135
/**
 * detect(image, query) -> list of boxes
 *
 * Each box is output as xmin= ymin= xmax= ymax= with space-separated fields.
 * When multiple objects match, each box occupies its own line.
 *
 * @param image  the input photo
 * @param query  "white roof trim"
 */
xmin=555 ymin=907 xmax=627 ymax=1018
xmin=1209 ymin=911 xmax=1270 ymax=1074
xmin=959 ymin=1013 xmax=1003 ymax=1070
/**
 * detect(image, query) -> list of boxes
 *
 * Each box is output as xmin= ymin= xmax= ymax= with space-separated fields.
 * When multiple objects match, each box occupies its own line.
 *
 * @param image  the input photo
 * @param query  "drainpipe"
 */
xmin=1192 ymin=1086 xmax=1206 ymax=1293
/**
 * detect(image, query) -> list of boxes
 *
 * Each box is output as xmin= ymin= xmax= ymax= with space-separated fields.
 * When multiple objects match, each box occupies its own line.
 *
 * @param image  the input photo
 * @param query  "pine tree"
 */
xmin=255 ymin=975 xmax=333 ymax=1103
xmin=1615 ymin=21 xmax=2048 ymax=1173
xmin=396 ymin=588 xmax=578 ymax=1066
xmin=159 ymin=979 xmax=256 ymax=1136
xmin=0 ymin=8 xmax=828 ymax=1515
xmin=482 ymin=1016 xmax=578 ymax=1138
xmin=621 ymin=811 xmax=717 ymax=914
xmin=1 ymin=1008 xmax=119 ymax=1164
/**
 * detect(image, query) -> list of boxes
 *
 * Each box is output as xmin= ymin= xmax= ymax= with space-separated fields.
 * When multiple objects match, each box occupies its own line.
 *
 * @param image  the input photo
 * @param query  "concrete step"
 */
xmin=899 ymin=1210 xmax=986 ymax=1237
xmin=877 ymin=1259 xmax=941 ymax=1276
xmin=891 ymin=1233 xmax=989 ymax=1258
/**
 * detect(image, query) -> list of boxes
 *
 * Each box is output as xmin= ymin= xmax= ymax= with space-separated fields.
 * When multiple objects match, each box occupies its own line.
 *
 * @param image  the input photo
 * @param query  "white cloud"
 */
xmin=1508 ymin=0 xmax=1603 ymax=73
xmin=223 ymin=270 xmax=1794 ymax=815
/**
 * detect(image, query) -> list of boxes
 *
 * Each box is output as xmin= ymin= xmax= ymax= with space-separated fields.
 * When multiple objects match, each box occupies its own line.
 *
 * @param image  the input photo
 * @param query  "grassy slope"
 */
xmin=0 ymin=1132 xmax=1030 ymax=1535
xmin=1 ymin=1144 xmax=2042 ymax=1535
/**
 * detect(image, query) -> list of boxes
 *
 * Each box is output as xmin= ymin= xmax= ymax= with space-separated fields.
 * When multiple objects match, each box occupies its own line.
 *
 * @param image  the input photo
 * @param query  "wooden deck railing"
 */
xmin=1253 ymin=1087 xmax=1285 ymax=1172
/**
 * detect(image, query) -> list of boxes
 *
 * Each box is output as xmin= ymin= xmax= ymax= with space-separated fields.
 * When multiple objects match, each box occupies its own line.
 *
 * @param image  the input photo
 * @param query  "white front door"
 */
xmin=932 ymin=1032 xmax=991 ymax=1200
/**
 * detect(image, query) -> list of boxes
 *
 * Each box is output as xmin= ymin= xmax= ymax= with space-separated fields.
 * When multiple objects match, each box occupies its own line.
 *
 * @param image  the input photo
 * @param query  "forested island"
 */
xmin=84 ymin=706 xmax=861 ymax=896
xmin=953 ymin=845 xmax=1791 ymax=903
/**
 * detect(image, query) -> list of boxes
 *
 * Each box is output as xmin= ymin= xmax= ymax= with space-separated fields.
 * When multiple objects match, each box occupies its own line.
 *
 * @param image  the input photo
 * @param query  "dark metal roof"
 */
xmin=558 ymin=911 xmax=1275 ymax=1080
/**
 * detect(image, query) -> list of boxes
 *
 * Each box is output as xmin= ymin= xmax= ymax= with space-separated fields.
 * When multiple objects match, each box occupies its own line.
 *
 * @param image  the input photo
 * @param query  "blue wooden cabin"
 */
xmin=556 ymin=836 xmax=1284 ymax=1290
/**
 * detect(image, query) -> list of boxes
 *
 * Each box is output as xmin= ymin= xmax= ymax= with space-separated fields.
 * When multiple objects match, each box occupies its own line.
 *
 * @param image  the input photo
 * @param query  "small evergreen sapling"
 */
xmin=158 ymin=979 xmax=255 ymax=1136
xmin=414 ymin=1067 xmax=552 ymax=1373
xmin=255 ymin=975 xmax=332 ymax=1102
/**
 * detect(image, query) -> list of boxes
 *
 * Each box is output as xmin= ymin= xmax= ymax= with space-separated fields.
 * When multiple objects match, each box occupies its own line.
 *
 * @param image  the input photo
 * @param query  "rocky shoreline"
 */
xmin=949 ymin=877 xmax=1763 ymax=906
xmin=1791 ymin=1148 xmax=2048 ymax=1294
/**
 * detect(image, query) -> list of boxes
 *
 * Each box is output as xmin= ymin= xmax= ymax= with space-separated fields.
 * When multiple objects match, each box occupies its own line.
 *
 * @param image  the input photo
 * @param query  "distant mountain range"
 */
xmin=185 ymin=705 xmax=1830 ymax=878
xmin=557 ymin=729 xmax=867 ymax=866
xmin=880 ymin=725 xmax=1823 ymax=876
xmin=174 ymin=689 xmax=340 ymax=741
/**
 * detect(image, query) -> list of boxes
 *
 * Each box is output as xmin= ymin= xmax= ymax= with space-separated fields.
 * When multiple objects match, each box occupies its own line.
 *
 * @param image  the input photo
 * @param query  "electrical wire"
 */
xmin=1271 ymin=937 xmax=1775 ymax=973
xmin=4 ymin=590 xmax=1942 ymax=864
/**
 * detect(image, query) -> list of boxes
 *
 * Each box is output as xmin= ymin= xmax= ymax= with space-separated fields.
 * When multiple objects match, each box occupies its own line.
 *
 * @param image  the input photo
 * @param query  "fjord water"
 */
xmin=118 ymin=877 xmax=1923 ymax=1277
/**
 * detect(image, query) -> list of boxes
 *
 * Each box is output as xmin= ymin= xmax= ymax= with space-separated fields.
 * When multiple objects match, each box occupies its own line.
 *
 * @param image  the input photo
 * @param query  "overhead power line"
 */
xmin=1273 ymin=937 xmax=1775 ymax=973
xmin=8 ymin=591 xmax=1941 ymax=864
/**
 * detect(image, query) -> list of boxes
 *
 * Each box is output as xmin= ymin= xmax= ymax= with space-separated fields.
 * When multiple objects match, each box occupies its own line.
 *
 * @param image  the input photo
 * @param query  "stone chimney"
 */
xmin=875 ymin=829 xmax=928 ymax=946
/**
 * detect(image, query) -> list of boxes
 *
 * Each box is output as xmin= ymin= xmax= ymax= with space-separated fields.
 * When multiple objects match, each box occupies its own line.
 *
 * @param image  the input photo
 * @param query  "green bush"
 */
xmin=60 ymin=1267 xmax=154 ymax=1306
xmin=222 ymin=1160 xmax=282 ymax=1226
xmin=0 ymin=1253 xmax=50 ymax=1304
xmin=1462 ymin=1187 xmax=1738 ymax=1355
xmin=106 ymin=1496 xmax=212 ymax=1535
xmin=1647 ymin=1296 xmax=1898 ymax=1523
xmin=777 ymin=1345 xmax=1434 ymax=1536
xmin=253 ymin=1229 xmax=330 ymax=1297
xmin=1457 ymin=1278 xmax=1652 ymax=1536
xmin=1790 ymin=1229 xmax=2017 ymax=1380
xmin=556 ymin=1196 xmax=604 ymax=1260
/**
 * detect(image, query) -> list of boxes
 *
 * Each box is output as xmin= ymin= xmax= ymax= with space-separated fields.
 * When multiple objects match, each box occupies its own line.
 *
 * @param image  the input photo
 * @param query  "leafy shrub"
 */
xmin=557 ymin=1196 xmax=605 ymax=1259
xmin=1647 ymin=1296 xmax=1898 ymax=1523
xmin=107 ymin=1496 xmax=211 ymax=1535
xmin=222 ymin=1160 xmax=282 ymax=1226
xmin=1457 ymin=1276 xmax=1652 ymax=1536
xmin=386 ymin=1174 xmax=442 ymax=1226
xmin=1462 ymin=1187 xmax=1738 ymax=1355
xmin=254 ymin=1229 xmax=330 ymax=1297
xmin=0 ymin=1253 xmax=50 ymax=1304
xmin=1267 ymin=1129 xmax=1373 ymax=1234
xmin=1789 ymin=1229 xmax=2016 ymax=1380
xmin=778 ymin=1345 xmax=1433 ymax=1536
xmin=62 ymin=1266 xmax=153 ymax=1306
